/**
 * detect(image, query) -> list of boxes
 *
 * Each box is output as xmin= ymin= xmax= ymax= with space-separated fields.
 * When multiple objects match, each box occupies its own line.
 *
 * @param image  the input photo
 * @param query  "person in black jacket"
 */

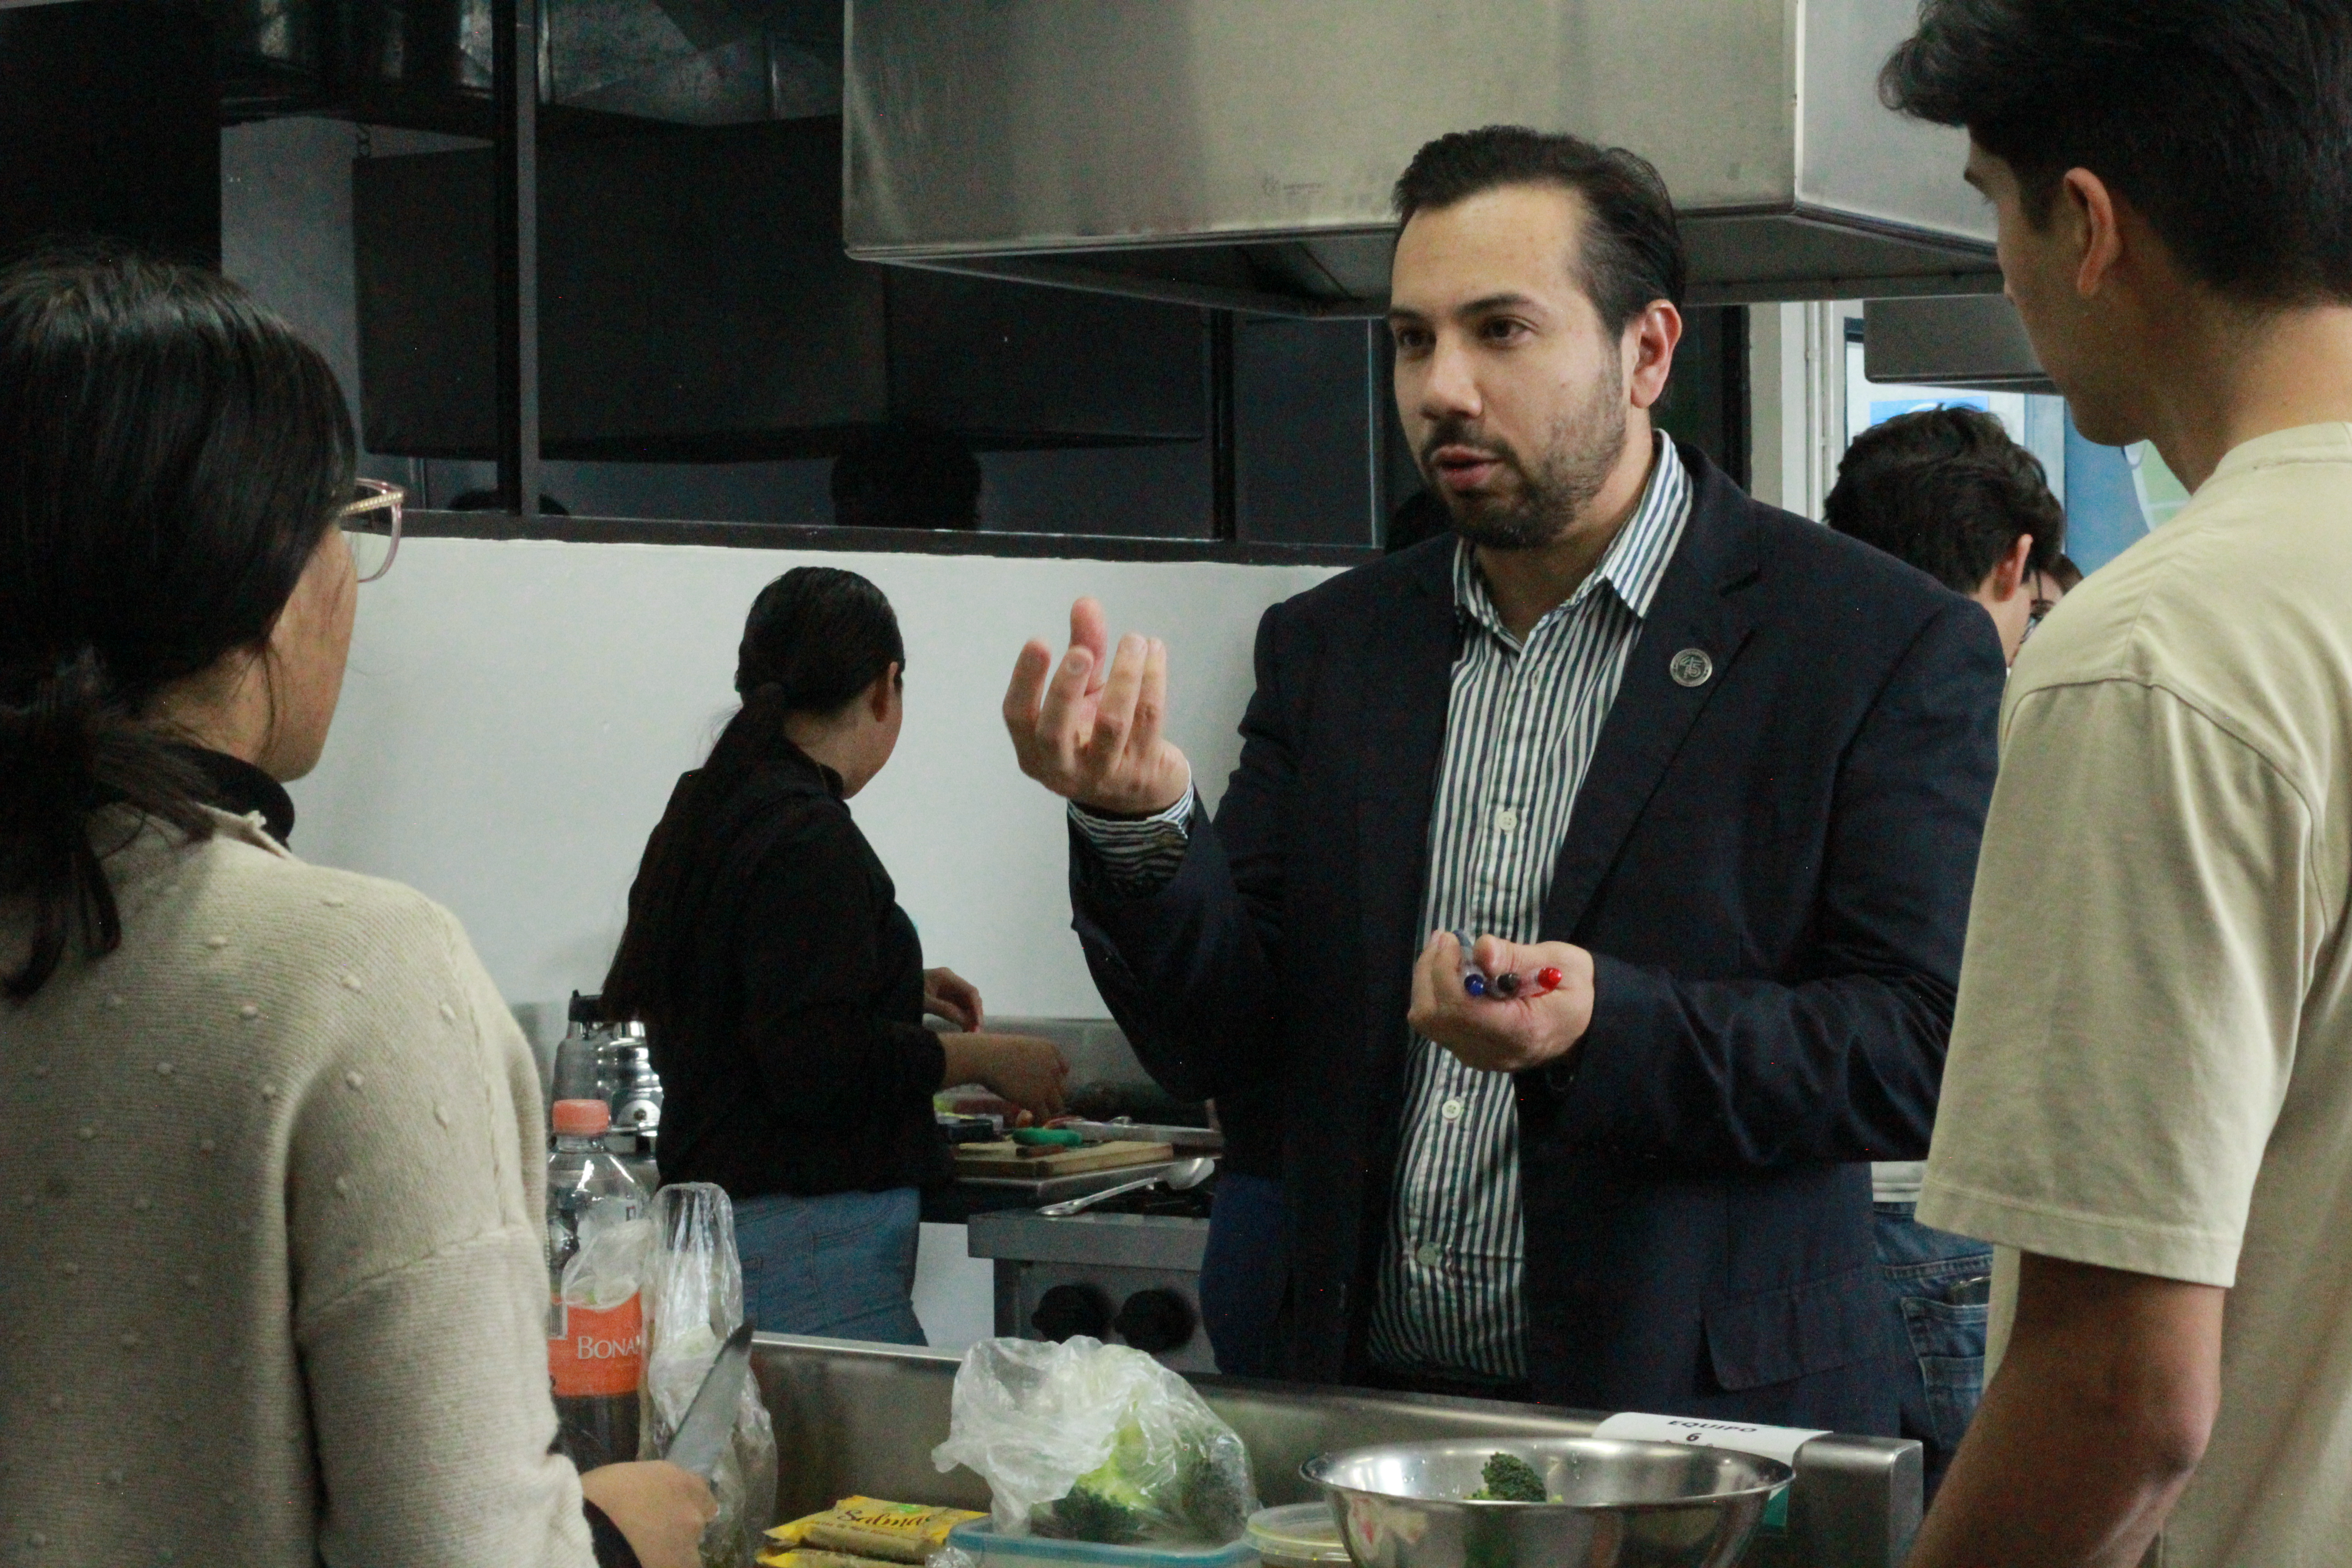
xmin=1823 ymin=404 xmax=2067 ymax=1492
xmin=1002 ymin=127 xmax=2004 ymax=1430
xmin=606 ymin=567 xmax=1066 ymax=1343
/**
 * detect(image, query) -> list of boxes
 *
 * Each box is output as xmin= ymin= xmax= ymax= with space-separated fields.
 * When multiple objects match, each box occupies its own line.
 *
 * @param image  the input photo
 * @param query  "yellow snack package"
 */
xmin=765 ymin=1498 xmax=988 ymax=1565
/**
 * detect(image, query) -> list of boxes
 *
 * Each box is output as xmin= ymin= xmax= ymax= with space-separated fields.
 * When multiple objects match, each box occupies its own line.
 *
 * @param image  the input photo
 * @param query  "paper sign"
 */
xmin=1591 ymin=1411 xmax=1827 ymax=1466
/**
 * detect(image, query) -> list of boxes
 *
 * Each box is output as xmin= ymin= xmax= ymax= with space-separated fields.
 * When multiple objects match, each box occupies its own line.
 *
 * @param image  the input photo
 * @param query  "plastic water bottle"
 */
xmin=547 ymin=1097 xmax=650 ymax=1470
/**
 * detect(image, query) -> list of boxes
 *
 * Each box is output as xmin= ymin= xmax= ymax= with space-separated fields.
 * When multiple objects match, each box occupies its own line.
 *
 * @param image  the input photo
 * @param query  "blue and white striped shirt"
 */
xmin=1076 ymin=437 xmax=1694 ymax=1382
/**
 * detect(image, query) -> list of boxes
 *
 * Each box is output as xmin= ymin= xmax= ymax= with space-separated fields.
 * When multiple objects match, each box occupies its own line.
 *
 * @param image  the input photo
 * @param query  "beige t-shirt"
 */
xmin=1920 ymin=424 xmax=2352 ymax=1568
xmin=0 ymin=811 xmax=596 ymax=1568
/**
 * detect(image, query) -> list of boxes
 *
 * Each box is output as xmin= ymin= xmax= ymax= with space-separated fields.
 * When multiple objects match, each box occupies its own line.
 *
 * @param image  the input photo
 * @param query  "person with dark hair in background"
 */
xmin=1823 ymin=404 xmax=2068 ymax=1496
xmin=1827 ymin=406 xmax=2068 ymax=665
xmin=1003 ymin=126 xmax=2004 ymax=1426
xmin=603 ymin=567 xmax=1065 ymax=1342
xmin=831 ymin=424 xmax=984 ymax=530
xmin=1885 ymin=4 xmax=2352 ymax=1564
xmin=0 ymin=252 xmax=711 ymax=1567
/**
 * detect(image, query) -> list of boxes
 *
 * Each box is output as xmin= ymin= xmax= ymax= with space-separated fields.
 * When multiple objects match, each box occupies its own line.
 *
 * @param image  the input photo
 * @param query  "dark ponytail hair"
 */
xmin=603 ymin=567 xmax=905 ymax=1027
xmin=0 ymin=250 xmax=358 ymax=1000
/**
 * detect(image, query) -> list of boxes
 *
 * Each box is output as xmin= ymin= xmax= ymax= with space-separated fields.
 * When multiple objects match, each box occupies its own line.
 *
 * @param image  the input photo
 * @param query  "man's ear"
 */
xmin=1625 ymin=300 xmax=1684 ymax=412
xmin=869 ymin=661 xmax=902 ymax=719
xmin=1989 ymin=534 xmax=2034 ymax=602
xmin=2065 ymin=169 xmax=2126 ymax=300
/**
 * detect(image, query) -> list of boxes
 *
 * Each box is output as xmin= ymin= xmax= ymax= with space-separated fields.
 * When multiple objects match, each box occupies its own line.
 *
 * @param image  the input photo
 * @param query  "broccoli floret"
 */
xmin=1049 ymin=1483 xmax=1149 ymax=1544
xmin=1471 ymin=1452 xmax=1547 ymax=1503
xmin=1032 ymin=1388 xmax=1256 ymax=1544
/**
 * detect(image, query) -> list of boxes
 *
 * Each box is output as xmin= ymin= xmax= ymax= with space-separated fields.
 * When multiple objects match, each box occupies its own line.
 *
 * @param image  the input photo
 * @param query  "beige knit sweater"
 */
xmin=0 ymin=809 xmax=597 ymax=1567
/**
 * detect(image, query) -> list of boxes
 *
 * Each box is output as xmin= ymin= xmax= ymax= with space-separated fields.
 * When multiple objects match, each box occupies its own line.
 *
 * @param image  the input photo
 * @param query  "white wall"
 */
xmin=287 ymin=537 xmax=1337 ymax=1036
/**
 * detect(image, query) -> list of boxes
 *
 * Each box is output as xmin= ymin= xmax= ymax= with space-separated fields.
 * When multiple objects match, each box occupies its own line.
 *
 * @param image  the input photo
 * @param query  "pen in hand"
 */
xmin=1454 ymin=931 xmax=1564 ymax=1001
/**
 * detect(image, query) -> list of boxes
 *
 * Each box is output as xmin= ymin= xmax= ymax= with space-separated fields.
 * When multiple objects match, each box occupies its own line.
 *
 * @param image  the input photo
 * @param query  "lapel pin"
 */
xmin=1669 ymin=648 xmax=1714 ymax=688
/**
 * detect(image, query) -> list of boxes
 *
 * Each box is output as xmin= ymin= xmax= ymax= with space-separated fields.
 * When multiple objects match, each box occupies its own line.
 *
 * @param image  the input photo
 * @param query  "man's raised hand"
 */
xmin=1003 ymin=597 xmax=1192 ymax=815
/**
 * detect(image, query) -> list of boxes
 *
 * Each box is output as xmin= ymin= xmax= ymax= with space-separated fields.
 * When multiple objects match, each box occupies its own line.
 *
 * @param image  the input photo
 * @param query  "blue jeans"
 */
xmin=1200 ymin=1172 xmax=1289 ymax=1377
xmin=1875 ymin=1202 xmax=1991 ymax=1497
xmin=733 ymin=1186 xmax=926 ymax=1345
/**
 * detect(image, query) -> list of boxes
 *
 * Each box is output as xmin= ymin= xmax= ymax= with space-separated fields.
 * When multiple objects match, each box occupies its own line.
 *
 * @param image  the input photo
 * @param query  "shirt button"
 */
xmin=1415 ymin=1241 xmax=1443 ymax=1269
xmin=1441 ymin=1098 xmax=1465 ymax=1122
xmin=1494 ymin=807 xmax=1520 ymax=834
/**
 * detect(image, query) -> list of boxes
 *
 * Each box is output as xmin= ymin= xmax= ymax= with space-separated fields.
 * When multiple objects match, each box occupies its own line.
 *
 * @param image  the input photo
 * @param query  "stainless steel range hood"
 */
xmin=1865 ymin=295 xmax=2057 ymax=394
xmin=843 ymin=0 xmax=2000 ymax=317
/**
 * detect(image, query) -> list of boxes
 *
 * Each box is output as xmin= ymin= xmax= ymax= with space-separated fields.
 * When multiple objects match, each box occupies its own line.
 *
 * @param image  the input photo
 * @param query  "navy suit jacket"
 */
xmin=1071 ymin=448 xmax=2004 ymax=1432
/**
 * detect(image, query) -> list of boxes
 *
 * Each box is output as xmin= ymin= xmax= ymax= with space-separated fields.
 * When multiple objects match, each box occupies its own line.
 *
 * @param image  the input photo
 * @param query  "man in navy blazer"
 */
xmin=1003 ymin=127 xmax=2004 ymax=1434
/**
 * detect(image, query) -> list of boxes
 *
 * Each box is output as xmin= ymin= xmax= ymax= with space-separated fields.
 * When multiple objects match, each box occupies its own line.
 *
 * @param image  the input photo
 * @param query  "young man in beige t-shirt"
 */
xmin=1884 ymin=3 xmax=2352 ymax=1566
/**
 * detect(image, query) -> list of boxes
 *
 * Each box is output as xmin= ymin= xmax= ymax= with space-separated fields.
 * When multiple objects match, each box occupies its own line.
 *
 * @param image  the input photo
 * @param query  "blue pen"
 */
xmin=1454 ymin=931 xmax=1489 ymax=997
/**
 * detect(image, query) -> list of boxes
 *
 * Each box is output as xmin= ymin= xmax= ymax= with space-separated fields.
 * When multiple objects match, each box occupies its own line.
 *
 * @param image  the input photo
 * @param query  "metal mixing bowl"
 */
xmin=1304 ymin=1437 xmax=1792 ymax=1568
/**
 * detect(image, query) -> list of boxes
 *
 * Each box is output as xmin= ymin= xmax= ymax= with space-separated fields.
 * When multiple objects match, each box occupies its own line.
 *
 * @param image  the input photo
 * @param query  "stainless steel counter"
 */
xmin=753 ymin=1334 xmax=1921 ymax=1568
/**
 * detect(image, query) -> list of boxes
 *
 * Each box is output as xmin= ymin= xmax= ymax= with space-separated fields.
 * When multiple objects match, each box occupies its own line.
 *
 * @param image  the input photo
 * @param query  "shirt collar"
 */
xmin=1451 ymin=435 xmax=1694 ymax=643
xmin=780 ymin=740 xmax=847 ymax=800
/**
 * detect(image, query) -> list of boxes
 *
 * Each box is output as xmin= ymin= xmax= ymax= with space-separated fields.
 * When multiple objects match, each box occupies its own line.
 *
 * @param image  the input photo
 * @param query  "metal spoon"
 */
xmin=1037 ymin=1156 xmax=1216 ymax=1218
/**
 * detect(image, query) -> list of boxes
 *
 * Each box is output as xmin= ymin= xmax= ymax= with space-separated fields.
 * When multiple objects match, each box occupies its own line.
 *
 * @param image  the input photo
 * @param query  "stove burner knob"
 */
xmin=1032 ymin=1283 xmax=1112 ymax=1343
xmin=1112 ymin=1288 xmax=1195 ymax=1354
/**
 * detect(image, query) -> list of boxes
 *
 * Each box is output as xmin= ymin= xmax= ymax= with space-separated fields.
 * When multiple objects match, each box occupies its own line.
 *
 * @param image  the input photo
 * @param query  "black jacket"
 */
xmin=649 ymin=744 xmax=951 ymax=1200
xmin=1071 ymin=449 xmax=2004 ymax=1430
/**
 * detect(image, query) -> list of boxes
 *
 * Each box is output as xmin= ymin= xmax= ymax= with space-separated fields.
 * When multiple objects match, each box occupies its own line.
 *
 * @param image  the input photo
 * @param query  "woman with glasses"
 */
xmin=0 ymin=252 xmax=710 ymax=1567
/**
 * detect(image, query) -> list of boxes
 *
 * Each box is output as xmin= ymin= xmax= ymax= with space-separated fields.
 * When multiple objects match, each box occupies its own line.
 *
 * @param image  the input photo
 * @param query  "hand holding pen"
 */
xmin=1409 ymin=929 xmax=1597 ymax=1074
xmin=1452 ymin=929 xmax=1565 ymax=1001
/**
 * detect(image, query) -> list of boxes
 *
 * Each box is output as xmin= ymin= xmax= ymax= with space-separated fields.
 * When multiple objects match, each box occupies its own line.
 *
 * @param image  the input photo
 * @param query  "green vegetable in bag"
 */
xmin=932 ymin=1338 xmax=1262 ymax=1546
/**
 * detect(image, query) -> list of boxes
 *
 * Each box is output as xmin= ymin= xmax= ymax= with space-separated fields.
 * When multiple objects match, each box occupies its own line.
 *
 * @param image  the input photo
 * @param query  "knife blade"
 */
xmin=663 ymin=1320 xmax=755 ymax=1478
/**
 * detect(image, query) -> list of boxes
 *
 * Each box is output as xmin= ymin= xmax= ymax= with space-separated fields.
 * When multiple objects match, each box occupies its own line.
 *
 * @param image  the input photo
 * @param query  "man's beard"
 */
xmin=1421 ymin=361 xmax=1628 ymax=550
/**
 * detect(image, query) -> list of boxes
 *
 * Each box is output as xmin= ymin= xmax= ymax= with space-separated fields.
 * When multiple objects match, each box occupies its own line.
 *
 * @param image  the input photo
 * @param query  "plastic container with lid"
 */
xmin=946 ymin=1519 xmax=1256 ymax=1568
xmin=1244 ymin=1504 xmax=1351 ymax=1568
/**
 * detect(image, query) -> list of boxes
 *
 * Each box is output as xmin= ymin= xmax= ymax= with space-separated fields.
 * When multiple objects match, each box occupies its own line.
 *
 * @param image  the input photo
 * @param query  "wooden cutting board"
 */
xmin=951 ymin=1139 xmax=1174 ymax=1179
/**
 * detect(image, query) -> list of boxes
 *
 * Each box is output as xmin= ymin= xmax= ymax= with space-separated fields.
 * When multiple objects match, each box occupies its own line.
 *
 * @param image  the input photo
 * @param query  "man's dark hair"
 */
xmin=832 ymin=423 xmax=982 ymax=530
xmin=1882 ymin=0 xmax=2352 ymax=307
xmin=1392 ymin=125 xmax=1686 ymax=333
xmin=1824 ymin=407 xmax=2064 ymax=594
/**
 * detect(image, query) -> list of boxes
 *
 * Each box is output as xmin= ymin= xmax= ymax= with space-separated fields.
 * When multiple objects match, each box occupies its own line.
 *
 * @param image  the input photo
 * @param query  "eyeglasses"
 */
xmin=338 ymin=478 xmax=404 ymax=584
xmin=2021 ymin=570 xmax=2063 ymax=646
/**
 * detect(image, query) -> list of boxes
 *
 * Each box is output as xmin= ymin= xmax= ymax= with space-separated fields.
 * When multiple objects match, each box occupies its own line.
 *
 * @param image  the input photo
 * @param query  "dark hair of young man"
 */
xmin=1392 ymin=124 xmax=1686 ymax=333
xmin=1823 ymin=407 xmax=2064 ymax=594
xmin=1882 ymin=0 xmax=2352 ymax=308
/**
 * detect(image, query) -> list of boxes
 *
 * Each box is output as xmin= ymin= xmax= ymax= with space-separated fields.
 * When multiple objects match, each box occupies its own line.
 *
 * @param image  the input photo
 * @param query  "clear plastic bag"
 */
xmin=639 ymin=1183 xmax=779 ymax=1567
xmin=931 ymin=1337 xmax=1258 ymax=1546
xmin=562 ymin=1214 xmax=654 ymax=1309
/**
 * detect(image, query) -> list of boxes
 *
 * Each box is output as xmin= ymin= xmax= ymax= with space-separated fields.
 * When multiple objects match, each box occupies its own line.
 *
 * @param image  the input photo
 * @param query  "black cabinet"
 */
xmin=0 ymin=2 xmax=220 ymax=267
xmin=355 ymin=117 xmax=1208 ymax=461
